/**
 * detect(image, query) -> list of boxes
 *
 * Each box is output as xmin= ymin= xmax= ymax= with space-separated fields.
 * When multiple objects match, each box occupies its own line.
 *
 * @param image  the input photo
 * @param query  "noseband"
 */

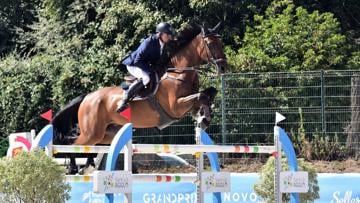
xmin=202 ymin=34 xmax=227 ymax=71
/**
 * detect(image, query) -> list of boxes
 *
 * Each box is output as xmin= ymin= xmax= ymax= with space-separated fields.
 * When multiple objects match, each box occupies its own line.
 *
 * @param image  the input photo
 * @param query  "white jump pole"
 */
xmin=52 ymin=144 xmax=276 ymax=154
xmin=30 ymin=113 xmax=293 ymax=203
xmin=195 ymin=127 xmax=204 ymax=203
xmin=274 ymin=112 xmax=286 ymax=203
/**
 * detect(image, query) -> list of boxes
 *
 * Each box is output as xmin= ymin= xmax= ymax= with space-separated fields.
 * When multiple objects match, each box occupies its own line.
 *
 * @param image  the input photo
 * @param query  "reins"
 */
xmin=164 ymin=32 xmax=226 ymax=77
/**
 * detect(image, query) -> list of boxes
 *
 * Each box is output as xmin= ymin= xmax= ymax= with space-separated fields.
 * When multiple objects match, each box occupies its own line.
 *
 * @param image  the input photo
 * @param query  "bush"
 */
xmin=290 ymin=108 xmax=350 ymax=161
xmin=0 ymin=149 xmax=70 ymax=203
xmin=253 ymin=157 xmax=319 ymax=202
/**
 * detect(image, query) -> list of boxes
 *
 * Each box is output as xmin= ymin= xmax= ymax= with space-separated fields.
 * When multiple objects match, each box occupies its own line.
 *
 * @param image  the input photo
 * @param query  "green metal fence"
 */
xmin=133 ymin=70 xmax=360 ymax=157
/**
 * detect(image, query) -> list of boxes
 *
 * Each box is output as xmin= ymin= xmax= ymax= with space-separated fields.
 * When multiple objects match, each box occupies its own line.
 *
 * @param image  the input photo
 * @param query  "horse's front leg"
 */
xmin=175 ymin=94 xmax=210 ymax=129
xmin=175 ymin=92 xmax=209 ymax=115
xmin=191 ymin=87 xmax=218 ymax=129
xmin=175 ymin=87 xmax=217 ymax=128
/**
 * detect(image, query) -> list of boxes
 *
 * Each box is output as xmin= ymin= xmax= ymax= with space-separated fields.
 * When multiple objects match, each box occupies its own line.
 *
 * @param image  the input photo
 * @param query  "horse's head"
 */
xmin=200 ymin=22 xmax=228 ymax=75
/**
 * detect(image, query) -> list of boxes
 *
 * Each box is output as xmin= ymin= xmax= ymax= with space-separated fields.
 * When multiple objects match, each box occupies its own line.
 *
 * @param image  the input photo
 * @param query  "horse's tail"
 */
xmin=51 ymin=94 xmax=86 ymax=145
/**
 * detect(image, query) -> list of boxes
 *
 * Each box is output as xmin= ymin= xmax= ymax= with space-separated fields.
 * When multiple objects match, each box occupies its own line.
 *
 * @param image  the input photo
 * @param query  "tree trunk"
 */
xmin=347 ymin=75 xmax=360 ymax=160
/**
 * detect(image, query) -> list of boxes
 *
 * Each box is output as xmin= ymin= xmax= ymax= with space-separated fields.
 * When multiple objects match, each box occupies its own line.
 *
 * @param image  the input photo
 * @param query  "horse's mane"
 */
xmin=155 ymin=24 xmax=201 ymax=72
xmin=166 ymin=24 xmax=202 ymax=56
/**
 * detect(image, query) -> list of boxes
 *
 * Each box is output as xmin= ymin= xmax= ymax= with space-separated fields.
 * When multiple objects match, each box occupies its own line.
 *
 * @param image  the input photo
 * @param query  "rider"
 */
xmin=116 ymin=22 xmax=175 ymax=113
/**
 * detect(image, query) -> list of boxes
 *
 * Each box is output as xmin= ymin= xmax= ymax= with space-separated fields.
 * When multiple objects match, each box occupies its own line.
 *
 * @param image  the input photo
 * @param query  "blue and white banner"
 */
xmin=68 ymin=173 xmax=360 ymax=203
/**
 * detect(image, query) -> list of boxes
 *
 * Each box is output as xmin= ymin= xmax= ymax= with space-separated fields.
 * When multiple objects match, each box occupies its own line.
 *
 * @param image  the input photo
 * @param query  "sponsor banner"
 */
xmin=93 ymin=171 xmax=132 ymax=194
xmin=280 ymin=171 xmax=309 ymax=193
xmin=317 ymin=173 xmax=360 ymax=203
xmin=68 ymin=173 xmax=360 ymax=203
xmin=201 ymin=172 xmax=231 ymax=192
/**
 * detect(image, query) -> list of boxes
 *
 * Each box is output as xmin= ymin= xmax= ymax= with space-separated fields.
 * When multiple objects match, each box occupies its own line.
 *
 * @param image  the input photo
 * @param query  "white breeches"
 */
xmin=126 ymin=65 xmax=150 ymax=85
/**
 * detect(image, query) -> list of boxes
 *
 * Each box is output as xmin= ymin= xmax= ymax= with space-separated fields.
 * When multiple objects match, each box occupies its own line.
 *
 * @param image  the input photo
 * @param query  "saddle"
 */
xmin=121 ymin=72 xmax=159 ymax=100
xmin=120 ymin=72 xmax=177 ymax=129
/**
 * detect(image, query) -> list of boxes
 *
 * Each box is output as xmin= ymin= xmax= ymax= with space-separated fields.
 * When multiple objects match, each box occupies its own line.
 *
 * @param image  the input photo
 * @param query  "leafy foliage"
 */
xmin=0 ymin=55 xmax=54 ymax=135
xmin=253 ymin=156 xmax=319 ymax=202
xmin=0 ymin=0 xmax=39 ymax=56
xmin=228 ymin=0 xmax=350 ymax=72
xmin=290 ymin=108 xmax=351 ymax=161
xmin=0 ymin=149 xmax=70 ymax=203
xmin=293 ymin=0 xmax=360 ymax=37
xmin=0 ymin=0 xmax=359 ymax=158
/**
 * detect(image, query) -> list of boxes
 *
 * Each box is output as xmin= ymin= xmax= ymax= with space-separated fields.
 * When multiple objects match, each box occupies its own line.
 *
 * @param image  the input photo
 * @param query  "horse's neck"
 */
xmin=156 ymin=35 xmax=202 ymax=113
xmin=171 ymin=35 xmax=203 ymax=68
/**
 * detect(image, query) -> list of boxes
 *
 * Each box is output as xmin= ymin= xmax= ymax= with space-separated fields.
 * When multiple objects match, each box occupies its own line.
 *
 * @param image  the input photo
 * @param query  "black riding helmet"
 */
xmin=156 ymin=22 xmax=175 ymax=36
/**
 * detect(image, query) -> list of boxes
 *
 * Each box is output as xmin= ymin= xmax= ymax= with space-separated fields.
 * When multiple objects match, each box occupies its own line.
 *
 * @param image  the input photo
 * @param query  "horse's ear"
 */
xmin=210 ymin=21 xmax=222 ymax=33
xmin=201 ymin=22 xmax=210 ymax=36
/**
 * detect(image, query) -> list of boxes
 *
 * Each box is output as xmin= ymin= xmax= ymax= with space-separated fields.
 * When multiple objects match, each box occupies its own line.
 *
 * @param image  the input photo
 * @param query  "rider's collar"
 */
xmin=159 ymin=38 xmax=165 ymax=50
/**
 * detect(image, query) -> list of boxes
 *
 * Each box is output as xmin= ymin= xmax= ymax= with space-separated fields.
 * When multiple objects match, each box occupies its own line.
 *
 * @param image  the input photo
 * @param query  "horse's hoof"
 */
xmin=67 ymin=166 xmax=79 ymax=175
xmin=198 ymin=116 xmax=210 ymax=129
xmin=78 ymin=168 xmax=84 ymax=175
xmin=78 ymin=165 xmax=95 ymax=175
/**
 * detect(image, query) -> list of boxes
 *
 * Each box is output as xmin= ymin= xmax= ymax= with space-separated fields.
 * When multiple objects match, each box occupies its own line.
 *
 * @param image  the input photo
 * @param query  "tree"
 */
xmin=346 ymin=74 xmax=360 ymax=159
xmin=0 ymin=150 xmax=70 ymax=203
xmin=2 ymin=0 xmax=273 ymax=149
xmin=0 ymin=0 xmax=39 ymax=56
xmin=293 ymin=0 xmax=360 ymax=39
xmin=228 ymin=0 xmax=349 ymax=72
xmin=1 ymin=0 xmax=359 ymax=155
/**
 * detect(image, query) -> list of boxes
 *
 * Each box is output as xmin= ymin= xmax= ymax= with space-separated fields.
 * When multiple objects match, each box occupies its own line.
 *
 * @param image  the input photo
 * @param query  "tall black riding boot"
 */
xmin=116 ymin=80 xmax=144 ymax=113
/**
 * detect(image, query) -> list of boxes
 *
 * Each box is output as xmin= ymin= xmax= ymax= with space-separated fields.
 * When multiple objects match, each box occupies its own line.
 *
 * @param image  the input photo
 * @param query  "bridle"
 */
xmin=202 ymin=33 xmax=227 ymax=72
xmin=166 ymin=33 xmax=226 ymax=74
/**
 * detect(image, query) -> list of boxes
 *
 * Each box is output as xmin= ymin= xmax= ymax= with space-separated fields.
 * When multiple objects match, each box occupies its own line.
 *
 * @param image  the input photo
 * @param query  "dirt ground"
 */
xmin=137 ymin=159 xmax=360 ymax=174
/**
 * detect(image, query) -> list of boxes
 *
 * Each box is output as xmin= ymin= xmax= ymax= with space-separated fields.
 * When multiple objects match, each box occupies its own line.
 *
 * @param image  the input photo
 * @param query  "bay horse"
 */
xmin=51 ymin=23 xmax=227 ymax=173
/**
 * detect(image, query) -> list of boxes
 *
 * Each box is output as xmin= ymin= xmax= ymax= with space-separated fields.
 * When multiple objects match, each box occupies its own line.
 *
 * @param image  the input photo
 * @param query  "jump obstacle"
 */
xmin=23 ymin=113 xmax=301 ymax=203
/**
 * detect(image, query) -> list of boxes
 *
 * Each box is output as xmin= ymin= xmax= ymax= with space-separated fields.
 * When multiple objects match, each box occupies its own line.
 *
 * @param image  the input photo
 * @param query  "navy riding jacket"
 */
xmin=122 ymin=34 xmax=161 ymax=73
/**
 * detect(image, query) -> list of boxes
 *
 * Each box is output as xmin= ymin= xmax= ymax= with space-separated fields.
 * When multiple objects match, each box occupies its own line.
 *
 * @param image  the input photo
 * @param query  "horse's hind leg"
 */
xmin=75 ymin=127 xmax=107 ymax=145
xmin=72 ymin=102 xmax=108 ymax=174
xmin=68 ymin=155 xmax=78 ymax=174
xmin=98 ymin=124 xmax=122 ymax=144
xmin=74 ymin=101 xmax=108 ymax=145
xmin=76 ymin=125 xmax=120 ymax=174
xmin=78 ymin=156 xmax=96 ymax=175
